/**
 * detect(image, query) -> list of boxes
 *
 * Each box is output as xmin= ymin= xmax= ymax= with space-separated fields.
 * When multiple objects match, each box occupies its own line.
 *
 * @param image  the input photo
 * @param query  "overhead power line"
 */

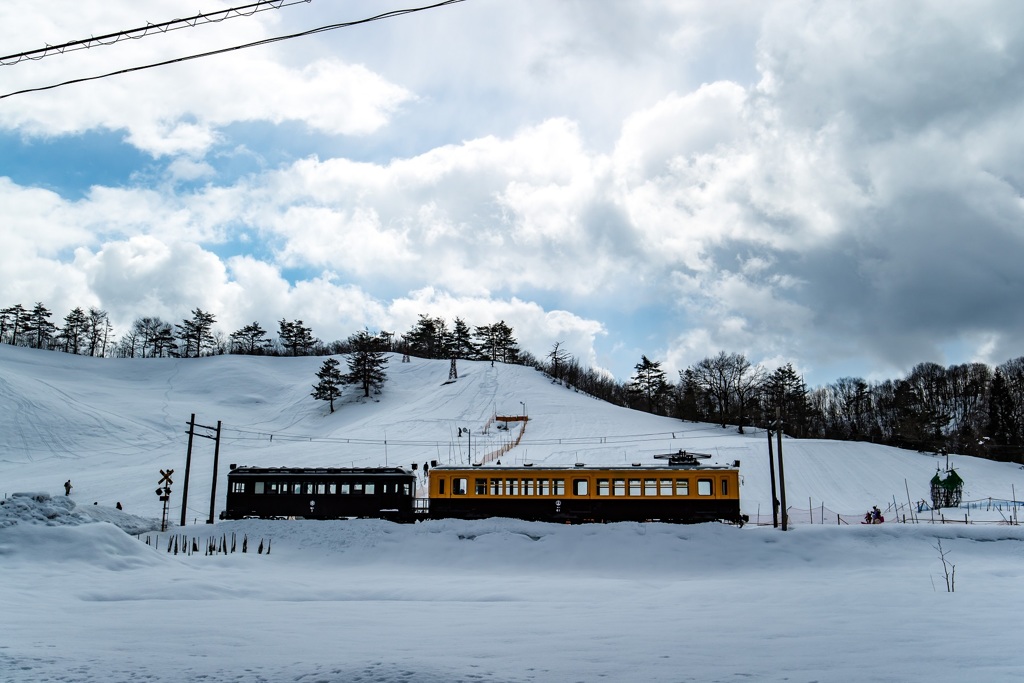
xmin=0 ymin=0 xmax=312 ymax=67
xmin=0 ymin=0 xmax=466 ymax=101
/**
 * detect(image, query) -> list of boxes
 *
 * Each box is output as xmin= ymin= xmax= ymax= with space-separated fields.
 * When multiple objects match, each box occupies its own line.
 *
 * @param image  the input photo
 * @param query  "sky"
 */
xmin=2 ymin=1 xmax=1024 ymax=387
xmin=3 ymin=344 xmax=1024 ymax=682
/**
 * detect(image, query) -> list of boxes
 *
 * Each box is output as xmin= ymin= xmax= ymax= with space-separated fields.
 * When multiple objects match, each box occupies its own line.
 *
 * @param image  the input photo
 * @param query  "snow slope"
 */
xmin=2 ymin=344 xmax=1024 ymax=682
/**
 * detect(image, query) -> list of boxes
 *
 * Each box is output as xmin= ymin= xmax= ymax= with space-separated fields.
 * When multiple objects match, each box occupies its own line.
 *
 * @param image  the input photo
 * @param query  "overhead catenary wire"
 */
xmin=0 ymin=0 xmax=467 ymax=101
xmin=0 ymin=0 xmax=311 ymax=67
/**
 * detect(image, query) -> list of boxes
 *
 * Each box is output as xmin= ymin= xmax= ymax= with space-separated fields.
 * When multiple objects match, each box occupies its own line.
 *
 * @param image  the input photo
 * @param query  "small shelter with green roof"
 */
xmin=930 ymin=468 xmax=963 ymax=509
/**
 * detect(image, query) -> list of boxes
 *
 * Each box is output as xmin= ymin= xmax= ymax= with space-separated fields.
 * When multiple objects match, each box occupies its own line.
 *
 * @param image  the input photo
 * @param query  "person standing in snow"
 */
xmin=64 ymin=480 xmax=72 ymax=496
xmin=116 ymin=502 xmax=123 ymax=510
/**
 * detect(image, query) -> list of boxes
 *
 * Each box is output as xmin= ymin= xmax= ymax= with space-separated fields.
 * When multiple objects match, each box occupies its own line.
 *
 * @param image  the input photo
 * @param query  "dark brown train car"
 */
xmin=221 ymin=466 xmax=416 ymax=521
xmin=427 ymin=462 xmax=743 ymax=524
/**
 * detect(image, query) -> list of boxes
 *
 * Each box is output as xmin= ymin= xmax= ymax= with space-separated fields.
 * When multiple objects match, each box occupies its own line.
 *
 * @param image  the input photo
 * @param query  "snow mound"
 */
xmin=0 ymin=491 xmax=160 ymax=535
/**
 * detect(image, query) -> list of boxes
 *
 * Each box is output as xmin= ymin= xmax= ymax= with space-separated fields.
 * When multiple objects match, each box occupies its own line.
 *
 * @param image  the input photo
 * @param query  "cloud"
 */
xmin=0 ymin=3 xmax=413 ymax=156
xmin=5 ymin=0 xmax=1024 ymax=387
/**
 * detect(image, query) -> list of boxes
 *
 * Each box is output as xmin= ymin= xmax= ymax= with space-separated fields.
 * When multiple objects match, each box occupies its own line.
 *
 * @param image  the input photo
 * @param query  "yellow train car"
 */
xmin=428 ymin=461 xmax=744 ymax=524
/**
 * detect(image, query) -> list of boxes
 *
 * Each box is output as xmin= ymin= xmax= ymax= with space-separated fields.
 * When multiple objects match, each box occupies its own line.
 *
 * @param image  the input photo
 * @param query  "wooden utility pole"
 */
xmin=181 ymin=414 xmax=223 ymax=526
xmin=777 ymin=408 xmax=788 ymax=531
xmin=767 ymin=423 xmax=779 ymax=528
xmin=207 ymin=420 xmax=222 ymax=524
xmin=180 ymin=413 xmax=196 ymax=527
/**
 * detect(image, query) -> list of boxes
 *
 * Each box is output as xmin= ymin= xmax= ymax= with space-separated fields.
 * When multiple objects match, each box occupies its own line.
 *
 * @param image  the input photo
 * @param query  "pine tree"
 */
xmin=230 ymin=322 xmax=271 ymax=355
xmin=24 ymin=302 xmax=56 ymax=349
xmin=175 ymin=308 xmax=217 ymax=358
xmin=278 ymin=319 xmax=317 ymax=356
xmin=629 ymin=355 xmax=670 ymax=414
xmin=311 ymin=357 xmax=344 ymax=413
xmin=0 ymin=303 xmax=27 ymax=345
xmin=344 ymin=329 xmax=389 ymax=397
xmin=450 ymin=317 xmax=475 ymax=359
xmin=58 ymin=307 xmax=89 ymax=354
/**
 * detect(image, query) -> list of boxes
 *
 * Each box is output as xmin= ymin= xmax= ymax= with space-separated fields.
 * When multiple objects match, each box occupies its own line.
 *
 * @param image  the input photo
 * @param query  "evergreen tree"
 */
xmin=0 ymin=303 xmax=27 ymax=345
xmin=629 ymin=355 xmax=669 ymax=414
xmin=450 ymin=317 xmax=475 ymax=358
xmin=24 ymin=302 xmax=56 ymax=349
xmin=344 ymin=329 xmax=389 ymax=397
xmin=58 ymin=307 xmax=89 ymax=354
xmin=278 ymin=319 xmax=317 ymax=356
xmin=763 ymin=363 xmax=813 ymax=437
xmin=311 ymin=357 xmax=344 ymax=413
xmin=404 ymin=314 xmax=449 ymax=359
xmin=230 ymin=322 xmax=271 ymax=355
xmin=175 ymin=308 xmax=217 ymax=358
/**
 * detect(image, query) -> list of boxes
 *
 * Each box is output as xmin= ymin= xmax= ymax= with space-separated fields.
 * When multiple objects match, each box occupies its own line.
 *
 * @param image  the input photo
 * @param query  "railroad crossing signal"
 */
xmin=157 ymin=468 xmax=174 ymax=532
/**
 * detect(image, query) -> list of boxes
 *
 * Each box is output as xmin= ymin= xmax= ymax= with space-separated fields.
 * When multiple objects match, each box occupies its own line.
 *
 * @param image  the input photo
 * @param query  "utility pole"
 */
xmin=207 ymin=420 xmax=222 ymax=524
xmin=777 ymin=407 xmax=788 ymax=531
xmin=180 ymin=413 xmax=196 ymax=527
xmin=767 ymin=422 xmax=779 ymax=528
xmin=181 ymin=414 xmax=223 ymax=526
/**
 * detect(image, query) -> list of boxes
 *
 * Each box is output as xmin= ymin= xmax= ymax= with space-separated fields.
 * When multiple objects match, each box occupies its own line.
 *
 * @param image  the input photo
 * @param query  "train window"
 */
xmin=231 ymin=482 xmax=245 ymax=493
xmin=697 ymin=479 xmax=713 ymax=496
xmin=597 ymin=479 xmax=610 ymax=496
xmin=328 ymin=483 xmax=337 ymax=494
xmin=629 ymin=479 xmax=641 ymax=496
xmin=353 ymin=483 xmax=364 ymax=495
xmin=660 ymin=479 xmax=672 ymax=496
xmin=613 ymin=479 xmax=625 ymax=496
xmin=675 ymin=479 xmax=689 ymax=496
xmin=438 ymin=479 xmax=446 ymax=495
xmin=305 ymin=483 xmax=314 ymax=495
xmin=523 ymin=479 xmax=534 ymax=495
xmin=366 ymin=483 xmax=375 ymax=495
xmin=644 ymin=479 xmax=657 ymax=496
xmin=340 ymin=483 xmax=351 ymax=495
xmin=553 ymin=479 xmax=565 ymax=496
xmin=490 ymin=478 xmax=502 ymax=495
xmin=453 ymin=478 xmax=468 ymax=495
xmin=291 ymin=484 xmax=301 ymax=494
xmin=721 ymin=479 xmax=728 ymax=496
xmin=403 ymin=483 xmax=411 ymax=495
xmin=475 ymin=478 xmax=486 ymax=495
xmin=572 ymin=479 xmax=588 ymax=496
xmin=255 ymin=482 xmax=265 ymax=494
xmin=507 ymin=479 xmax=519 ymax=496
xmin=538 ymin=479 xmax=550 ymax=496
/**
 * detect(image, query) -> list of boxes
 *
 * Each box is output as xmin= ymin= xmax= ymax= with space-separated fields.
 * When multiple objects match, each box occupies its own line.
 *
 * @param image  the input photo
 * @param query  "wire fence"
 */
xmin=749 ymin=497 xmax=1023 ymax=526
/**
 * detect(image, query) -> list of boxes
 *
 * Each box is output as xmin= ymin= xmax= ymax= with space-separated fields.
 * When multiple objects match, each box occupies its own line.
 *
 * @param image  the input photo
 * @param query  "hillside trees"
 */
xmin=0 ymin=303 xmax=27 ymax=345
xmin=762 ymin=364 xmax=813 ymax=437
xmin=403 ymin=315 xmax=450 ymax=359
xmin=23 ymin=302 xmax=56 ymax=350
xmin=58 ymin=307 xmax=88 ymax=354
xmin=230 ymin=322 xmax=271 ymax=355
xmin=474 ymin=321 xmax=519 ymax=364
xmin=345 ymin=329 xmax=389 ymax=397
xmin=175 ymin=308 xmax=216 ymax=358
xmin=629 ymin=355 xmax=670 ymax=414
xmin=311 ymin=357 xmax=344 ymax=413
xmin=278 ymin=319 xmax=317 ymax=356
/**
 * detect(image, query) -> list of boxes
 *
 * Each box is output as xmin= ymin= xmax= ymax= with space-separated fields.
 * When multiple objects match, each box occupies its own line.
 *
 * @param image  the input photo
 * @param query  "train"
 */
xmin=221 ymin=454 xmax=746 ymax=525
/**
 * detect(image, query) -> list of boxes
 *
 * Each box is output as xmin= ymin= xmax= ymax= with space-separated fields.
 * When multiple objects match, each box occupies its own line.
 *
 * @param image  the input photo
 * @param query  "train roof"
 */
xmin=227 ymin=466 xmax=414 ymax=476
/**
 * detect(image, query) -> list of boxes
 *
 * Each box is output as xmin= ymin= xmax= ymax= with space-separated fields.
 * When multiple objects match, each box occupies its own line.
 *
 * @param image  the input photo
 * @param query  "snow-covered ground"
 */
xmin=2 ymin=344 xmax=1023 ymax=682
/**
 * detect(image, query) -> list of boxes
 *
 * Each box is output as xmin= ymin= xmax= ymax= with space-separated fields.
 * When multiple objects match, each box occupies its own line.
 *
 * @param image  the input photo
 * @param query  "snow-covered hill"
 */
xmin=2 ymin=343 xmax=1021 ymax=521
xmin=2 ymin=344 xmax=1023 ymax=682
